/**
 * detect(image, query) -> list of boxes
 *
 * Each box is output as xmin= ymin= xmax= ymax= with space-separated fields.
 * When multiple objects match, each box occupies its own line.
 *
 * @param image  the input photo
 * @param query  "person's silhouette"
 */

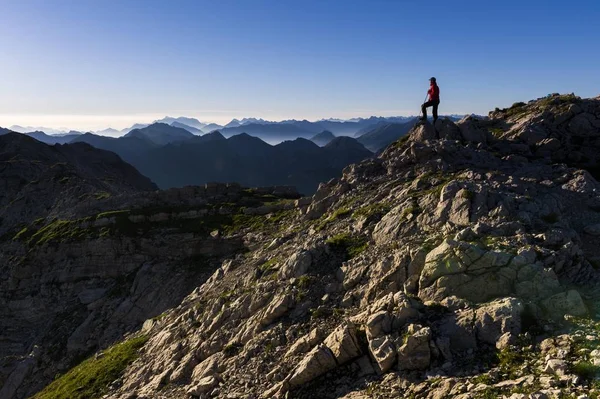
xmin=420 ymin=77 xmax=440 ymax=123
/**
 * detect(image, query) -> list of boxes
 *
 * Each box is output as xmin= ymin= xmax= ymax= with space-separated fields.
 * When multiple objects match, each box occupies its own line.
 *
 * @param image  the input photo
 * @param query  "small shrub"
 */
xmin=326 ymin=233 xmax=368 ymax=259
xmin=497 ymin=347 xmax=523 ymax=378
xmin=471 ymin=374 xmax=493 ymax=385
xmin=264 ymin=341 xmax=275 ymax=355
xmin=488 ymin=127 xmax=504 ymax=137
xmin=295 ymin=275 xmax=311 ymax=289
xmin=309 ymin=307 xmax=331 ymax=319
xmin=294 ymin=289 xmax=307 ymax=302
xmin=505 ymin=102 xmax=528 ymax=118
xmin=223 ymin=342 xmax=243 ymax=357
xmin=573 ymin=361 xmax=600 ymax=380
xmin=219 ymin=289 xmax=235 ymax=302
xmin=331 ymin=207 xmax=351 ymax=219
xmin=259 ymin=258 xmax=279 ymax=274
xmin=461 ymin=190 xmax=475 ymax=200
xmin=400 ymin=205 xmax=421 ymax=220
xmin=393 ymin=134 xmax=410 ymax=147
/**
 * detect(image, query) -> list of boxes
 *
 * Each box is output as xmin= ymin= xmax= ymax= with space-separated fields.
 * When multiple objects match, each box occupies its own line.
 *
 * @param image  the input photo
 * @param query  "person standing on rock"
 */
xmin=420 ymin=77 xmax=440 ymax=123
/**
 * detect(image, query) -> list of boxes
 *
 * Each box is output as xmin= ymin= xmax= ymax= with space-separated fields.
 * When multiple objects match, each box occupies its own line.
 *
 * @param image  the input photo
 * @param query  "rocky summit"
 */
xmin=3 ymin=93 xmax=600 ymax=399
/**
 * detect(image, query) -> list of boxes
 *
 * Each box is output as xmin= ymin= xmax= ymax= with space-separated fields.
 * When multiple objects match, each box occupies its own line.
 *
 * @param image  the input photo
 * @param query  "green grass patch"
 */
xmin=573 ymin=361 xmax=600 ymax=380
xmin=96 ymin=210 xmax=131 ymax=219
xmin=353 ymin=203 xmax=391 ymax=220
xmin=496 ymin=347 xmax=533 ymax=379
xmin=309 ymin=307 xmax=331 ymax=319
xmin=33 ymin=335 xmax=148 ymax=399
xmin=399 ymin=205 xmax=421 ymax=220
xmin=259 ymin=257 xmax=280 ymax=276
xmin=12 ymin=227 xmax=29 ymax=241
xmin=326 ymin=233 xmax=368 ymax=259
xmin=500 ymin=102 xmax=529 ymax=118
xmin=27 ymin=219 xmax=91 ymax=246
xmin=94 ymin=191 xmax=111 ymax=200
xmin=488 ymin=127 xmax=505 ymax=138
xmin=314 ymin=206 xmax=352 ymax=231
xmin=295 ymin=275 xmax=311 ymax=289
xmin=223 ymin=342 xmax=243 ymax=358
xmin=392 ymin=134 xmax=411 ymax=148
xmin=538 ymin=93 xmax=580 ymax=108
xmin=471 ymin=374 xmax=493 ymax=385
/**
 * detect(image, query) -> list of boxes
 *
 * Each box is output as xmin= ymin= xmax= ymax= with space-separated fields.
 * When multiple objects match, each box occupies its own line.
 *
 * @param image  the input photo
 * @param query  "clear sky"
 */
xmin=1 ymin=0 xmax=599 ymax=131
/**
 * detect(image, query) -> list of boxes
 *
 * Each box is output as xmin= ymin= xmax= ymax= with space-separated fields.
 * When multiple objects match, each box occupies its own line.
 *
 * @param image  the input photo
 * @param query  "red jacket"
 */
xmin=428 ymin=83 xmax=440 ymax=102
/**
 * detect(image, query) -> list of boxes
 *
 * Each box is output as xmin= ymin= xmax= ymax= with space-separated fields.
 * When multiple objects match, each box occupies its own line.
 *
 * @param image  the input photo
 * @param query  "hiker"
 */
xmin=420 ymin=77 xmax=440 ymax=123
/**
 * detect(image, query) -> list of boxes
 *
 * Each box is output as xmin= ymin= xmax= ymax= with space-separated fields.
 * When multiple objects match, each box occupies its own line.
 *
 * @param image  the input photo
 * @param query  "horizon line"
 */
xmin=0 ymin=110 xmax=474 ymax=134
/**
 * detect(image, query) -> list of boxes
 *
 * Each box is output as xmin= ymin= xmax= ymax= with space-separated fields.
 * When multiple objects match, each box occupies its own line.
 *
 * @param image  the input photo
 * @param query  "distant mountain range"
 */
xmin=213 ymin=116 xmax=431 ymax=143
xmin=0 ymin=128 xmax=83 ymax=144
xmin=65 ymin=123 xmax=373 ymax=194
xmin=0 ymin=115 xmax=452 ymax=194
xmin=0 ymin=114 xmax=468 ymax=193
xmin=8 ymin=125 xmax=79 ymax=135
xmin=5 ymin=115 xmax=468 ymax=142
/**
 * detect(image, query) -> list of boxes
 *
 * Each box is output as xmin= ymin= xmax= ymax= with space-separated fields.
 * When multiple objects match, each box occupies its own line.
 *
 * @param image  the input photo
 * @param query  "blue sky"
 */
xmin=0 ymin=0 xmax=599 ymax=130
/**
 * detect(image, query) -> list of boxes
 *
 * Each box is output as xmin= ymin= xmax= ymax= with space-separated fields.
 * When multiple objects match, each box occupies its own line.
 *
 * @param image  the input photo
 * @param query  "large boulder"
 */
xmin=368 ymin=335 xmax=397 ymax=374
xmin=261 ymin=293 xmax=295 ymax=326
xmin=437 ymin=310 xmax=477 ymax=352
xmin=434 ymin=119 xmax=462 ymax=140
xmin=288 ymin=344 xmax=337 ymax=387
xmin=419 ymin=240 xmax=527 ymax=303
xmin=323 ymin=323 xmax=362 ymax=364
xmin=278 ymin=250 xmax=312 ymax=280
xmin=540 ymin=290 xmax=588 ymax=319
xmin=285 ymin=327 xmax=325 ymax=358
xmin=457 ymin=116 xmax=490 ymax=143
xmin=474 ymin=297 xmax=523 ymax=345
xmin=397 ymin=324 xmax=431 ymax=370
xmin=410 ymin=123 xmax=438 ymax=141
xmin=287 ymin=323 xmax=362 ymax=388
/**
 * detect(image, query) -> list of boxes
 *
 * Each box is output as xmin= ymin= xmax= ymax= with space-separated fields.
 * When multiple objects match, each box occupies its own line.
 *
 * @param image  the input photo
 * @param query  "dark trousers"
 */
xmin=422 ymin=100 xmax=440 ymax=122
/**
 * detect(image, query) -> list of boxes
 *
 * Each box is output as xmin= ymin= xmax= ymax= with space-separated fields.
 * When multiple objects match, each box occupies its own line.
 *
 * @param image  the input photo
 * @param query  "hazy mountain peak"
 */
xmin=154 ymin=116 xmax=204 ymax=129
xmin=124 ymin=122 xmax=194 ymax=145
xmin=170 ymin=121 xmax=203 ymax=135
xmin=310 ymin=130 xmax=336 ymax=146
